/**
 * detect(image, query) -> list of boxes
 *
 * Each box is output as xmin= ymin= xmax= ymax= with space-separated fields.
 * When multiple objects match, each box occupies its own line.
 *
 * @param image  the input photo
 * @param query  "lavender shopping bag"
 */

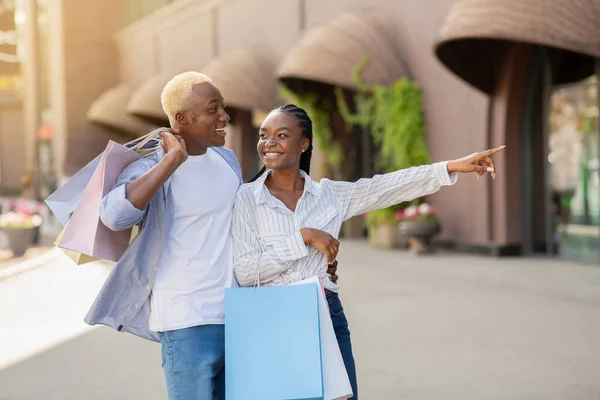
xmin=56 ymin=140 xmax=146 ymax=262
xmin=45 ymin=127 xmax=166 ymax=226
xmin=45 ymin=154 xmax=102 ymax=226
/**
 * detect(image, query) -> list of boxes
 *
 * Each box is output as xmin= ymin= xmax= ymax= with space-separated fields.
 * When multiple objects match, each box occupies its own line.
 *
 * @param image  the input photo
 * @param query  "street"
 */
xmin=1 ymin=240 xmax=600 ymax=399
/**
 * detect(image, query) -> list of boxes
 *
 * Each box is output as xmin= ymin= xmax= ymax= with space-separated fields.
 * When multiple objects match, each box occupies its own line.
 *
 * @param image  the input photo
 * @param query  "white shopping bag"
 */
xmin=291 ymin=276 xmax=353 ymax=400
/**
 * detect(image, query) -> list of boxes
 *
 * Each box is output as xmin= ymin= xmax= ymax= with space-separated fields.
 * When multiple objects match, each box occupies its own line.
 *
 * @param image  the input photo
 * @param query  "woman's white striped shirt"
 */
xmin=232 ymin=162 xmax=457 ymax=292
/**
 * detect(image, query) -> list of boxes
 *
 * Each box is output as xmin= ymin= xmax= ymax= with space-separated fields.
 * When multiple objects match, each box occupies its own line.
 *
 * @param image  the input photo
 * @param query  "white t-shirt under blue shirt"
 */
xmin=149 ymin=148 xmax=239 ymax=332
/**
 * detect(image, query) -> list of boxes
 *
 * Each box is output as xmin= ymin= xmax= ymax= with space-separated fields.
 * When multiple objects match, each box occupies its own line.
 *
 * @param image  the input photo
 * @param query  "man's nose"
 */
xmin=219 ymin=110 xmax=230 ymax=122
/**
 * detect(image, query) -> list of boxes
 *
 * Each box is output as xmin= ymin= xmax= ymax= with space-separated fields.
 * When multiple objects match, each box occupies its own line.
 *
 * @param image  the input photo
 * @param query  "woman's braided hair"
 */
xmin=249 ymin=104 xmax=313 ymax=182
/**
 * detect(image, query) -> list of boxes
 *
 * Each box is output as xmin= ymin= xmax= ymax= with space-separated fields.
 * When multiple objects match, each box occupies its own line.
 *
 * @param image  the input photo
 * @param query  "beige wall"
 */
xmin=116 ymin=0 xmax=220 ymax=87
xmin=217 ymin=0 xmax=300 ymax=58
xmin=304 ymin=0 xmax=364 ymax=28
xmin=0 ymin=104 xmax=25 ymax=191
xmin=49 ymin=0 xmax=125 ymax=177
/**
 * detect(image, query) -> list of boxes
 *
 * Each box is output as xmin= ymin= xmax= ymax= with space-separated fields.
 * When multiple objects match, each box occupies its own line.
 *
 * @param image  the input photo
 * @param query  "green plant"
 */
xmin=278 ymin=83 xmax=344 ymax=169
xmin=335 ymin=57 xmax=430 ymax=173
xmin=334 ymin=58 xmax=432 ymax=230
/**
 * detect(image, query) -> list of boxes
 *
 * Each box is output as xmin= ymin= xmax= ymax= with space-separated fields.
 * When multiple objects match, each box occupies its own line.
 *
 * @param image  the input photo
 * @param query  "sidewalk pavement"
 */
xmin=0 ymin=240 xmax=599 ymax=399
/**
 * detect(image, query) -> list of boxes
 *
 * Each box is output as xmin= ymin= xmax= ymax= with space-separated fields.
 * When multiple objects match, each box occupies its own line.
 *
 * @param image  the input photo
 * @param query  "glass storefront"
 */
xmin=548 ymin=75 xmax=600 ymax=263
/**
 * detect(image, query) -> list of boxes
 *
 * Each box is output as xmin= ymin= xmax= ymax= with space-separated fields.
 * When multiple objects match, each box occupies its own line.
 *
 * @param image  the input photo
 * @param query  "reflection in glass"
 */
xmin=548 ymin=77 xmax=600 ymax=262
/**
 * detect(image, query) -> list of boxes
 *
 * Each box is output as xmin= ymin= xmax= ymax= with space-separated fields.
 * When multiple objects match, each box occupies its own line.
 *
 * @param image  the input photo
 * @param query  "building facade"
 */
xmin=27 ymin=0 xmax=598 ymax=262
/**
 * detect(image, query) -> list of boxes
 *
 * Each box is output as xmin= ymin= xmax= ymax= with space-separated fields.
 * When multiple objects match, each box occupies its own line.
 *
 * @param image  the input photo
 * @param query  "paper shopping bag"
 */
xmin=292 ymin=277 xmax=353 ymax=400
xmin=45 ymin=154 xmax=102 ymax=226
xmin=54 ymin=223 xmax=139 ymax=265
xmin=56 ymin=140 xmax=142 ymax=262
xmin=45 ymin=127 xmax=166 ymax=226
xmin=225 ymin=283 xmax=324 ymax=400
xmin=54 ymin=223 xmax=98 ymax=265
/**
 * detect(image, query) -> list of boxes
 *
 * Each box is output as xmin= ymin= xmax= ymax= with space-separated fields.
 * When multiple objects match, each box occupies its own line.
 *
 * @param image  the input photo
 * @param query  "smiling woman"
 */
xmin=233 ymin=102 xmax=504 ymax=399
xmin=259 ymin=109 xmax=311 ymax=173
xmin=251 ymin=104 xmax=314 ymax=184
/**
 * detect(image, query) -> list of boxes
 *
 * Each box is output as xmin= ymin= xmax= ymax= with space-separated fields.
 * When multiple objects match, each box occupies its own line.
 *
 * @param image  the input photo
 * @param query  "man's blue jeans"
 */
xmin=159 ymin=324 xmax=225 ymax=400
xmin=327 ymin=291 xmax=359 ymax=399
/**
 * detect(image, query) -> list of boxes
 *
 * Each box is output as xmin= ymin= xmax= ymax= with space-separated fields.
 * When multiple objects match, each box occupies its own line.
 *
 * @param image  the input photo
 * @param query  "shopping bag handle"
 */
xmin=126 ymin=127 xmax=170 ymax=157
xmin=124 ymin=127 xmax=168 ymax=148
xmin=253 ymin=254 xmax=261 ymax=291
xmin=252 ymin=255 xmax=290 ymax=292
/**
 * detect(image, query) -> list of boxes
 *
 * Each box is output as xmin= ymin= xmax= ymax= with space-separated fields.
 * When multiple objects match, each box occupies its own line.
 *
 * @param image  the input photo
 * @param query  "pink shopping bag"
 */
xmin=56 ymin=140 xmax=144 ymax=262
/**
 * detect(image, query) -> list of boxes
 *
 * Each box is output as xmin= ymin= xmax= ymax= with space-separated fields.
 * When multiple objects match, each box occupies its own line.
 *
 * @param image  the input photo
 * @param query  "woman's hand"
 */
xmin=300 ymin=228 xmax=339 ymax=262
xmin=327 ymin=260 xmax=338 ymax=284
xmin=446 ymin=145 xmax=506 ymax=179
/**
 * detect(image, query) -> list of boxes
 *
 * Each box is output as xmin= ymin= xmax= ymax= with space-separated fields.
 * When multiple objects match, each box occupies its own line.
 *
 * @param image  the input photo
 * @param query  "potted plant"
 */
xmin=397 ymin=202 xmax=440 ymax=254
xmin=0 ymin=209 xmax=43 ymax=257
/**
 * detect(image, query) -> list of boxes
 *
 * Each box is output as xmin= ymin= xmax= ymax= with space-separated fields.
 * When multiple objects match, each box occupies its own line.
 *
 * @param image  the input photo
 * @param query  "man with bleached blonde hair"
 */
xmin=86 ymin=71 xmax=339 ymax=399
xmin=86 ymin=71 xmax=241 ymax=399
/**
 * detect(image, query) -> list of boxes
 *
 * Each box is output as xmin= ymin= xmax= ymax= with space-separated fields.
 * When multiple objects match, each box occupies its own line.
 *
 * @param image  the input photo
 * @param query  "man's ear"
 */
xmin=175 ymin=111 xmax=187 ymax=125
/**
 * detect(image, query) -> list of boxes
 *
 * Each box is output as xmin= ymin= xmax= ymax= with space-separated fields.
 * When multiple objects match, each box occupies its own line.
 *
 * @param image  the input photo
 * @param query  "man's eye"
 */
xmin=278 ymin=134 xmax=287 ymax=138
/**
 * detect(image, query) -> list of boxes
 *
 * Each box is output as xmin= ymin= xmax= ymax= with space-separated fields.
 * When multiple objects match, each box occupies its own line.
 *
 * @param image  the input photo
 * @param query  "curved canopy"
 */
xmin=88 ymin=84 xmax=156 ymax=136
xmin=202 ymin=44 xmax=278 ymax=112
xmin=435 ymin=0 xmax=600 ymax=93
xmin=277 ymin=9 xmax=409 ymax=90
xmin=127 ymin=75 xmax=171 ymax=126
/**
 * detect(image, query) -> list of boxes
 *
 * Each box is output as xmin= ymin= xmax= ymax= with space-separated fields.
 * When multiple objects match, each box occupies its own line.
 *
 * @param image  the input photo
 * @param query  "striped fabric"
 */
xmin=232 ymin=162 xmax=457 ymax=292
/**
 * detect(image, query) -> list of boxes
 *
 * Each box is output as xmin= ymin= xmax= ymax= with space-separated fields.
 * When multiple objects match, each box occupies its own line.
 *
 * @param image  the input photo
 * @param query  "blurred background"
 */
xmin=0 ymin=0 xmax=599 ymax=399
xmin=1 ymin=0 xmax=598 ymax=262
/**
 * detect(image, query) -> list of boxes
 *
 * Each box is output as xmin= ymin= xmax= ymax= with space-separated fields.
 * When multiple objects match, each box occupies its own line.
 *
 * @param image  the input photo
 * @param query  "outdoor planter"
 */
xmin=2 ymin=226 xmax=37 ymax=257
xmin=0 ymin=211 xmax=42 ymax=257
xmin=368 ymin=224 xmax=408 ymax=249
xmin=398 ymin=220 xmax=441 ymax=255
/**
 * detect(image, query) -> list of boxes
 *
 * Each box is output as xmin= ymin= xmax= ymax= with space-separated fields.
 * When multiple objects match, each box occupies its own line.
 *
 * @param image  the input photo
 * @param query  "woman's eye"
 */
xmin=278 ymin=134 xmax=287 ymax=138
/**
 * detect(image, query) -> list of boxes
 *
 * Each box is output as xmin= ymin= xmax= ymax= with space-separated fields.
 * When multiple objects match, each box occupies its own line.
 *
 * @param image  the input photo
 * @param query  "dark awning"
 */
xmin=127 ymin=75 xmax=171 ymax=126
xmin=88 ymin=84 xmax=156 ymax=136
xmin=202 ymin=44 xmax=278 ymax=112
xmin=277 ymin=9 xmax=409 ymax=90
xmin=435 ymin=0 xmax=600 ymax=94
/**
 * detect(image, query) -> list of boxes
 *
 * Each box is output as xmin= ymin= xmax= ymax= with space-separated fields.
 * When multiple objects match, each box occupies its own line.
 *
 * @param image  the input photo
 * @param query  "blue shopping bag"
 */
xmin=225 ymin=283 xmax=324 ymax=400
